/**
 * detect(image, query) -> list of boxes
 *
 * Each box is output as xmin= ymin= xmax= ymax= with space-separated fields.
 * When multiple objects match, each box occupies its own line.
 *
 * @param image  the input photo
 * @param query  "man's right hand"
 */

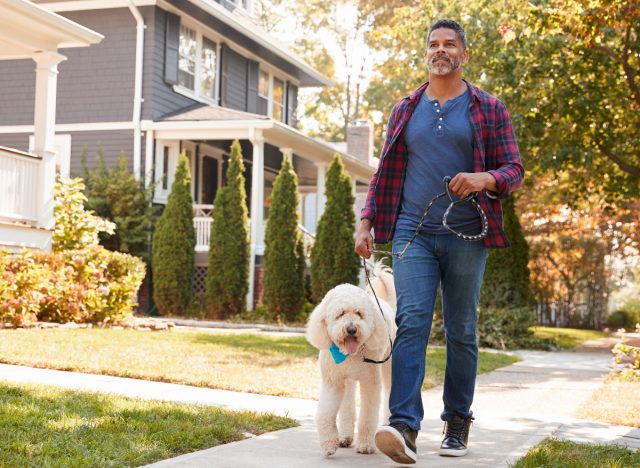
xmin=354 ymin=219 xmax=373 ymax=259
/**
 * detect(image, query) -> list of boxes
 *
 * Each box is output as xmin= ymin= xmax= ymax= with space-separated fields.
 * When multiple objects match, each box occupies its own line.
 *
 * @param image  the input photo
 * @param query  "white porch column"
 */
xmin=248 ymin=131 xmax=265 ymax=310
xmin=315 ymin=162 xmax=327 ymax=221
xmin=32 ymin=51 xmax=66 ymax=236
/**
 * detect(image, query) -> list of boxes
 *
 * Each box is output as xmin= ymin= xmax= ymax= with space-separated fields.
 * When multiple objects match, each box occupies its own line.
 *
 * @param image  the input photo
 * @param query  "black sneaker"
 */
xmin=439 ymin=415 xmax=473 ymax=457
xmin=375 ymin=422 xmax=418 ymax=464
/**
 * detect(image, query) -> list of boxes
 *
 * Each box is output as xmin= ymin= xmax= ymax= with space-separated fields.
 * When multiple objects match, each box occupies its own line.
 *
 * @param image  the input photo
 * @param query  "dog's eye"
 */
xmin=355 ymin=310 xmax=363 ymax=318
xmin=337 ymin=311 xmax=345 ymax=318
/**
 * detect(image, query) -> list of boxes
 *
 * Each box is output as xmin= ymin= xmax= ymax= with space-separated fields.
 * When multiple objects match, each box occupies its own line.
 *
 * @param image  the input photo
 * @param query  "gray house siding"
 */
xmin=68 ymin=130 xmax=135 ymax=176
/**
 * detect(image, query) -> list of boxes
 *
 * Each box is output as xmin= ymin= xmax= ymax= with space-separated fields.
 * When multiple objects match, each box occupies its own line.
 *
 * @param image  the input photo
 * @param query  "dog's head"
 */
xmin=305 ymin=283 xmax=389 ymax=356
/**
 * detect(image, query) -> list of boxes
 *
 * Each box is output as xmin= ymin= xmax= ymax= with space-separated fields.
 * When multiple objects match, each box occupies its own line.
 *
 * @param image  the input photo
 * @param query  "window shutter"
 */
xmin=286 ymin=83 xmax=298 ymax=127
xmin=219 ymin=43 xmax=229 ymax=107
xmin=246 ymin=59 xmax=259 ymax=113
xmin=164 ymin=12 xmax=180 ymax=85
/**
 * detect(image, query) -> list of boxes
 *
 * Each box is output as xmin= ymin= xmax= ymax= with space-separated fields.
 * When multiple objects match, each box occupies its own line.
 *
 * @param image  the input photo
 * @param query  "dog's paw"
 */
xmin=321 ymin=438 xmax=339 ymax=457
xmin=339 ymin=436 xmax=353 ymax=447
xmin=356 ymin=443 xmax=376 ymax=454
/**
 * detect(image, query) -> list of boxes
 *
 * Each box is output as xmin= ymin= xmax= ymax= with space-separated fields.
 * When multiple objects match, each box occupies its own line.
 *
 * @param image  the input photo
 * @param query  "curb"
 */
xmin=498 ymin=423 xmax=561 ymax=467
xmin=153 ymin=317 xmax=306 ymax=334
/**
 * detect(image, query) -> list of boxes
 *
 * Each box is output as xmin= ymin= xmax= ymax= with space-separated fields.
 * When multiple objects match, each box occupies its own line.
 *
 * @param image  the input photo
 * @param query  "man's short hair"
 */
xmin=428 ymin=19 xmax=467 ymax=50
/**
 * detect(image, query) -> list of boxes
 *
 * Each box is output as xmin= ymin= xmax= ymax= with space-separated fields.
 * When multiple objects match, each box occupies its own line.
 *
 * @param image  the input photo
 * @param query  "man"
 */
xmin=354 ymin=19 xmax=524 ymax=464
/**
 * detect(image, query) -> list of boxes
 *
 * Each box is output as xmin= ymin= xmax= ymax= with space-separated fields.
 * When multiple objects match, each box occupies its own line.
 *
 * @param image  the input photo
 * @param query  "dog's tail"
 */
xmin=365 ymin=259 xmax=396 ymax=312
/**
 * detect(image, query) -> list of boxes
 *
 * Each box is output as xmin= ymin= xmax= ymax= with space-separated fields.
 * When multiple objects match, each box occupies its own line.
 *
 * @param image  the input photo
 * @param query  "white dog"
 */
xmin=306 ymin=262 xmax=396 ymax=457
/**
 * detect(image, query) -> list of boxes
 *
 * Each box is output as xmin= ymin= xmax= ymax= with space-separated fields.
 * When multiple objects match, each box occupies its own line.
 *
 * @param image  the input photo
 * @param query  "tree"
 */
xmin=83 ymin=150 xmax=156 ymax=263
xmin=151 ymin=153 xmax=195 ymax=315
xmin=263 ymin=155 xmax=306 ymax=320
xmin=480 ymin=196 xmax=534 ymax=310
xmin=310 ymin=154 xmax=360 ymax=302
xmin=206 ymin=140 xmax=250 ymax=319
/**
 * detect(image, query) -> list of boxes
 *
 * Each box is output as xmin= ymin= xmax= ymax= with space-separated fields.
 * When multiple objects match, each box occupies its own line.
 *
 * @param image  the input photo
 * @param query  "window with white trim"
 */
xmin=177 ymin=24 xmax=219 ymax=103
xmin=258 ymin=68 xmax=286 ymax=122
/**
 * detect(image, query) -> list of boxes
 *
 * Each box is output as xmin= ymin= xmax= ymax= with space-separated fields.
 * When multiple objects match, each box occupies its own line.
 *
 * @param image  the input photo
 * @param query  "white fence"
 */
xmin=0 ymin=147 xmax=40 ymax=223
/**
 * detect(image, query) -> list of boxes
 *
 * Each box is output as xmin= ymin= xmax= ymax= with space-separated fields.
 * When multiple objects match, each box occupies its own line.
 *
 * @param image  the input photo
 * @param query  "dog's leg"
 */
xmin=381 ymin=358 xmax=392 ymax=424
xmin=316 ymin=381 xmax=345 ymax=457
xmin=355 ymin=369 xmax=381 ymax=454
xmin=338 ymin=380 xmax=356 ymax=447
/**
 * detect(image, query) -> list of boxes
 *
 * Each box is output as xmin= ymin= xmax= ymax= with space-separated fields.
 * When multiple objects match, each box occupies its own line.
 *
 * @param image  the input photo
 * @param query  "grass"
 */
xmin=575 ymin=380 xmax=640 ymax=428
xmin=530 ymin=326 xmax=611 ymax=350
xmin=0 ymin=328 xmax=519 ymax=399
xmin=512 ymin=438 xmax=640 ymax=468
xmin=0 ymin=382 xmax=296 ymax=467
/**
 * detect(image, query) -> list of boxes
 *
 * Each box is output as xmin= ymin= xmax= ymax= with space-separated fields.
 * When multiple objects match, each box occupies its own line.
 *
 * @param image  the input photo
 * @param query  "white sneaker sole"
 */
xmin=439 ymin=446 xmax=468 ymax=457
xmin=374 ymin=426 xmax=417 ymax=464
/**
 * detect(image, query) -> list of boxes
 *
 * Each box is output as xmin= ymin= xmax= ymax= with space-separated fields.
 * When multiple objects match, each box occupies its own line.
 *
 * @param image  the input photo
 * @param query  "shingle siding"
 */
xmin=68 ymin=130 xmax=135 ymax=176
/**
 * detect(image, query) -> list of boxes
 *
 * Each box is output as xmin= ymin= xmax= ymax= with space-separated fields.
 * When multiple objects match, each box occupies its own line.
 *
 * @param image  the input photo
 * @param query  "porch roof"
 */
xmin=145 ymin=105 xmax=376 ymax=181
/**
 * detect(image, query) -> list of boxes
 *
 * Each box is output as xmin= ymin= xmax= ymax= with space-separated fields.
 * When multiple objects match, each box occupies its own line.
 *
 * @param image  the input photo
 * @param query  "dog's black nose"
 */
xmin=347 ymin=325 xmax=357 ymax=336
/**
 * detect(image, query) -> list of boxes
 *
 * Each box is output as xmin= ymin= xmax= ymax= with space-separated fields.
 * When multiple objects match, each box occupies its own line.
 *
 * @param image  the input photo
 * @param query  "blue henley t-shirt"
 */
xmin=395 ymin=88 xmax=482 ymax=235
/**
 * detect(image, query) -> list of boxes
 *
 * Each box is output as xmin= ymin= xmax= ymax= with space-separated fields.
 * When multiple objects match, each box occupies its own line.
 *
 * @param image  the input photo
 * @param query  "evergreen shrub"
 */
xmin=152 ymin=153 xmax=195 ymax=315
xmin=310 ymin=154 xmax=359 ymax=302
xmin=206 ymin=140 xmax=250 ymax=319
xmin=263 ymin=156 xmax=305 ymax=320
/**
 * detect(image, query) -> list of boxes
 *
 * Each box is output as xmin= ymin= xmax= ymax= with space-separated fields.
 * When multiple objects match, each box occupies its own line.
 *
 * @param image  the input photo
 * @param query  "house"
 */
xmin=0 ymin=0 xmax=102 ymax=252
xmin=0 ymin=0 xmax=377 ymax=309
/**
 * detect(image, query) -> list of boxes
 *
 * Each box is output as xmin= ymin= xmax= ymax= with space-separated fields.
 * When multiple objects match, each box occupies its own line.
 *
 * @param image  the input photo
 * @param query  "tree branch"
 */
xmin=597 ymin=144 xmax=640 ymax=178
xmin=620 ymin=25 xmax=640 ymax=108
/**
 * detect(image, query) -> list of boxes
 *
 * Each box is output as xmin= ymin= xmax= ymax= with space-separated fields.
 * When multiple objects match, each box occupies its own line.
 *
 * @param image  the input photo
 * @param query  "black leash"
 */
xmin=370 ymin=176 xmax=488 ymax=259
xmin=359 ymin=176 xmax=489 ymax=364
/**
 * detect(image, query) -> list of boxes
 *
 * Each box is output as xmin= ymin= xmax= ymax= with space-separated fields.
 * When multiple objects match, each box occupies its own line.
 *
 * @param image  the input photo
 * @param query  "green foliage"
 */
xmin=481 ymin=197 xmax=533 ymax=309
xmin=53 ymin=178 xmax=115 ymax=252
xmin=0 ymin=248 xmax=145 ymax=325
xmin=310 ymin=154 xmax=360 ymax=302
xmin=612 ymin=341 xmax=640 ymax=382
xmin=477 ymin=307 xmax=555 ymax=350
xmin=263 ymin=156 xmax=306 ymax=320
xmin=206 ymin=140 xmax=250 ymax=319
xmin=83 ymin=150 xmax=157 ymax=263
xmin=152 ymin=153 xmax=195 ymax=315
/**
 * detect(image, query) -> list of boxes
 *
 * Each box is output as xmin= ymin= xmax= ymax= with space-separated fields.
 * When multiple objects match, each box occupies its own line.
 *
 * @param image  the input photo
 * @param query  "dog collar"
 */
xmin=329 ymin=342 xmax=348 ymax=364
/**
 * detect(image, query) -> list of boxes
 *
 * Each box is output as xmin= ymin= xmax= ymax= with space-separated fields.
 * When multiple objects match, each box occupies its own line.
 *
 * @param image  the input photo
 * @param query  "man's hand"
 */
xmin=448 ymin=172 xmax=497 ymax=199
xmin=354 ymin=219 xmax=373 ymax=259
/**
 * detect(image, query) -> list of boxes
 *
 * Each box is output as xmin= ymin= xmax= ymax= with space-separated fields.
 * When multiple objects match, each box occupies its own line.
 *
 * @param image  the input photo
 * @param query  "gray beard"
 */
xmin=428 ymin=56 xmax=461 ymax=75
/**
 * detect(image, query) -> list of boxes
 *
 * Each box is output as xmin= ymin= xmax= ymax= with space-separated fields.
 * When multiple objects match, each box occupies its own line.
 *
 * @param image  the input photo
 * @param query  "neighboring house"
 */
xmin=0 ymin=0 xmax=102 ymax=252
xmin=0 ymin=0 xmax=377 ymax=309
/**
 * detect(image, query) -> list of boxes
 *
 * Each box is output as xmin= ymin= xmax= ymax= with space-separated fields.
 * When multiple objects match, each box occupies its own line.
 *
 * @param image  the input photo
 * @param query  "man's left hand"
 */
xmin=448 ymin=172 xmax=497 ymax=199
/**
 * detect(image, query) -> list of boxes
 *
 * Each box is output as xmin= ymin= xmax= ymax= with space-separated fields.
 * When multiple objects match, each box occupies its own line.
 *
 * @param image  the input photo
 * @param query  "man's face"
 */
xmin=426 ymin=28 xmax=468 ymax=76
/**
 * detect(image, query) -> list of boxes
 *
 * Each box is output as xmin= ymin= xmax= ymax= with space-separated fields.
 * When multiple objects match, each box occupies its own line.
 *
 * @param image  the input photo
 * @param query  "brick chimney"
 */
xmin=347 ymin=119 xmax=375 ymax=166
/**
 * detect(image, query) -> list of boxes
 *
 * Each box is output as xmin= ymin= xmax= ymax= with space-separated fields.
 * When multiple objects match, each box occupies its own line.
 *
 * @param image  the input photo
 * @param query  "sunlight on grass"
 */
xmin=0 ymin=328 xmax=519 ymax=399
xmin=530 ymin=326 xmax=610 ymax=350
xmin=513 ymin=438 xmax=640 ymax=468
xmin=0 ymin=382 xmax=296 ymax=467
xmin=575 ymin=381 xmax=640 ymax=428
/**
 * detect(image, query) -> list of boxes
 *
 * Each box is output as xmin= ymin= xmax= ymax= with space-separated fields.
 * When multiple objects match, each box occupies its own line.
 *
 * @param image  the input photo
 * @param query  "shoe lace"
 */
xmin=444 ymin=418 xmax=468 ymax=441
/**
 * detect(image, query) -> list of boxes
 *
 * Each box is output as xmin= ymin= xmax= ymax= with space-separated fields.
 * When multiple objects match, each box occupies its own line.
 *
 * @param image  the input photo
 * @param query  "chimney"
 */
xmin=347 ymin=119 xmax=375 ymax=166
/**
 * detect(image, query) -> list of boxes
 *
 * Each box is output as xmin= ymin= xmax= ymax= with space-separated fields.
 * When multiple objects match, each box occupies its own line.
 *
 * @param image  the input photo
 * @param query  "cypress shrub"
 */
xmin=263 ymin=155 xmax=305 ymax=320
xmin=480 ymin=196 xmax=534 ymax=309
xmin=151 ymin=153 xmax=195 ymax=315
xmin=206 ymin=140 xmax=250 ymax=319
xmin=310 ymin=154 xmax=360 ymax=303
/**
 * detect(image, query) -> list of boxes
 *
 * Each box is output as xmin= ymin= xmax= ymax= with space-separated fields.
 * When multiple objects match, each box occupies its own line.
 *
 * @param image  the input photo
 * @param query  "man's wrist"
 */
xmin=358 ymin=218 xmax=372 ymax=231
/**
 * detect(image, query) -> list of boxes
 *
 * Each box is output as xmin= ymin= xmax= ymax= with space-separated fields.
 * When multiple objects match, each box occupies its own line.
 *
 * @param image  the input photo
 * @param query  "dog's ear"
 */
xmin=305 ymin=300 xmax=331 ymax=350
xmin=366 ymin=300 xmax=392 ymax=353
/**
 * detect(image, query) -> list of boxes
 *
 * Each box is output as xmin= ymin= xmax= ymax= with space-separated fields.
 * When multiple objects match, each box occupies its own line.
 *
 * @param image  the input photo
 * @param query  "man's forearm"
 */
xmin=358 ymin=218 xmax=372 ymax=232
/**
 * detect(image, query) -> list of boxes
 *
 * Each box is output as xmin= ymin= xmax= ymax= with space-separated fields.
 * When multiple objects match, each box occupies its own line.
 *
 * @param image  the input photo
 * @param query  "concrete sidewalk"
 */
xmin=0 ymin=349 xmax=634 ymax=467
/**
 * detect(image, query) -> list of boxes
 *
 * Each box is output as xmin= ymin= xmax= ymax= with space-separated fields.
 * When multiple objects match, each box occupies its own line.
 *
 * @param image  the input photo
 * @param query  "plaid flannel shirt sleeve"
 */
xmin=361 ymin=103 xmax=400 ymax=220
xmin=486 ymin=101 xmax=524 ymax=199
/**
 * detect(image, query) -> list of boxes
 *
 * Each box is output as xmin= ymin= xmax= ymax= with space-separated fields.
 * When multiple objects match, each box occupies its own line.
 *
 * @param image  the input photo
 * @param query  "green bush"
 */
xmin=206 ymin=140 xmax=250 ymax=319
xmin=310 ymin=154 xmax=359 ymax=302
xmin=607 ymin=310 xmax=632 ymax=328
xmin=263 ymin=156 xmax=306 ymax=321
xmin=477 ymin=307 xmax=555 ymax=350
xmin=0 ymin=248 xmax=145 ymax=325
xmin=83 ymin=151 xmax=157 ymax=263
xmin=152 ymin=153 xmax=195 ymax=315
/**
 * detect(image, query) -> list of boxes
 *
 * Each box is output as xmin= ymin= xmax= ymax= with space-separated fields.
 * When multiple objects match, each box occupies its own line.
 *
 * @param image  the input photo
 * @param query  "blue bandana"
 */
xmin=329 ymin=342 xmax=348 ymax=364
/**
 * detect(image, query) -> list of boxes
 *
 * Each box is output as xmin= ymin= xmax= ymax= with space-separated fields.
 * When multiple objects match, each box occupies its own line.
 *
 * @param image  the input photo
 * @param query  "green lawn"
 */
xmin=530 ymin=326 xmax=611 ymax=350
xmin=513 ymin=438 xmax=640 ymax=468
xmin=0 ymin=382 xmax=296 ymax=467
xmin=0 ymin=328 xmax=519 ymax=399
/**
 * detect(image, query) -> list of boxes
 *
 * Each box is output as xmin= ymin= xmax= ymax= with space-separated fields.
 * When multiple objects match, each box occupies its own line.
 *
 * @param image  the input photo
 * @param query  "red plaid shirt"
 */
xmin=361 ymin=80 xmax=524 ymax=249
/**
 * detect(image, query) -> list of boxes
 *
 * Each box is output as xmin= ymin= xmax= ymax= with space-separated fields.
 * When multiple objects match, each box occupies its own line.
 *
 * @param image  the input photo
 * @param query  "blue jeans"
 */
xmin=389 ymin=229 xmax=487 ymax=430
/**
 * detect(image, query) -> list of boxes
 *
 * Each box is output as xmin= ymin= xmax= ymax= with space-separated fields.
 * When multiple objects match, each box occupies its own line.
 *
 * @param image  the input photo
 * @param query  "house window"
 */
xmin=178 ymin=25 xmax=196 ymax=90
xmin=258 ymin=68 xmax=286 ymax=122
xmin=177 ymin=23 xmax=219 ymax=103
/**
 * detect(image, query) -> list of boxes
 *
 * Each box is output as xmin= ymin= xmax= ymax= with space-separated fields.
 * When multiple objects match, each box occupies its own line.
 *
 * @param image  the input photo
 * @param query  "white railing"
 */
xmin=0 ymin=147 xmax=41 ymax=224
xmin=193 ymin=204 xmax=213 ymax=252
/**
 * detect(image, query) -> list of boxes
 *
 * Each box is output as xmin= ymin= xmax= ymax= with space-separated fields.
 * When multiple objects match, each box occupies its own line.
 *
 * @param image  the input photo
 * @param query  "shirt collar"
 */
xmin=406 ymin=79 xmax=480 ymax=104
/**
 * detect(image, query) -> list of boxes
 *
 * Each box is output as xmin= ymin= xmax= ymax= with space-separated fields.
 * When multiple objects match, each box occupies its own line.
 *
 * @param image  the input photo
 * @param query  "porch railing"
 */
xmin=0 ymin=147 xmax=40 ymax=224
